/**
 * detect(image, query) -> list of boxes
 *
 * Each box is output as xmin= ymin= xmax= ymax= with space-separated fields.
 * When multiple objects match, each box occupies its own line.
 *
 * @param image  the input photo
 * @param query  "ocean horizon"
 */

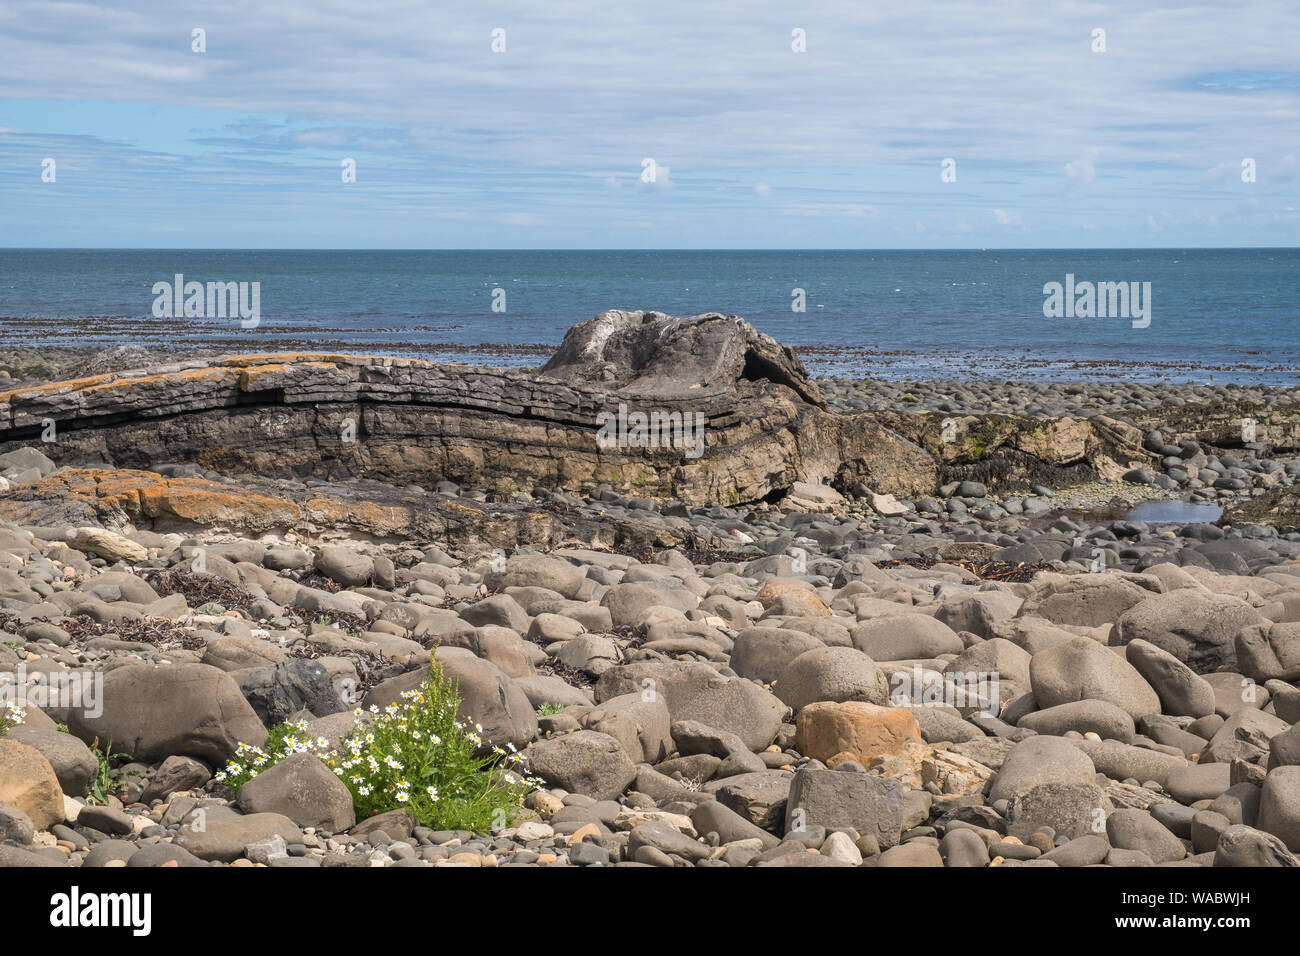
xmin=2 ymin=247 xmax=1296 ymax=384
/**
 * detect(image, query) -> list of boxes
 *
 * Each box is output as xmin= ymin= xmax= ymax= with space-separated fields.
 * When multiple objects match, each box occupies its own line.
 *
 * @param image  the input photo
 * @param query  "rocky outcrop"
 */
xmin=1230 ymin=486 xmax=1300 ymax=533
xmin=0 ymin=468 xmax=698 ymax=552
xmin=0 ymin=310 xmax=1200 ymax=509
xmin=0 ymin=311 xmax=938 ymax=506
xmin=878 ymin=411 xmax=1158 ymax=489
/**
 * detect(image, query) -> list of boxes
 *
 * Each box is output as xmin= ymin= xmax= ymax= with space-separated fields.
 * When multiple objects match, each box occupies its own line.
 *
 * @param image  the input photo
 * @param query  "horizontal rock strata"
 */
xmin=0 ymin=310 xmax=1183 ymax=508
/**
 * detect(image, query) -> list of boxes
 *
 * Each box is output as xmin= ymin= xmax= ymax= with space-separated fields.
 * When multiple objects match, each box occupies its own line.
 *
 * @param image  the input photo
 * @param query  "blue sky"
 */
xmin=0 ymin=0 xmax=1296 ymax=248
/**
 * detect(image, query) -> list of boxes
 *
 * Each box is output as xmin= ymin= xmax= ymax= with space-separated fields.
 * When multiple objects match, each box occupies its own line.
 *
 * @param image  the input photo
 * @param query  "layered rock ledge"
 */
xmin=0 ymin=311 xmax=1295 ymax=531
xmin=0 ymin=310 xmax=1170 ymax=509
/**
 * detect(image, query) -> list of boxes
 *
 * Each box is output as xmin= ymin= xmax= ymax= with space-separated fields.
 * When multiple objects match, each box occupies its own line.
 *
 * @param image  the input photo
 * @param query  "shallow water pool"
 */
xmin=1125 ymin=500 xmax=1224 ymax=524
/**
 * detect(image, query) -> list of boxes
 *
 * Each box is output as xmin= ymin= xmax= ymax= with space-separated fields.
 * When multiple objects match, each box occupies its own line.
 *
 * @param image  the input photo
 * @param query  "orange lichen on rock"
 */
xmin=0 ymin=468 xmax=300 ymax=531
xmin=136 ymin=479 xmax=300 ymax=530
xmin=217 ymin=353 xmax=436 ymax=369
xmin=79 ymin=366 xmax=237 ymax=396
xmin=0 ymin=372 xmax=123 ymax=403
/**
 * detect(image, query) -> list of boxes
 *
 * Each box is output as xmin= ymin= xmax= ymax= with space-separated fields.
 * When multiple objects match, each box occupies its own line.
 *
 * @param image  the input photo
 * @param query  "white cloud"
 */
xmin=1064 ymin=148 xmax=1098 ymax=188
xmin=2 ymin=0 xmax=1297 ymax=246
xmin=636 ymin=163 xmax=673 ymax=192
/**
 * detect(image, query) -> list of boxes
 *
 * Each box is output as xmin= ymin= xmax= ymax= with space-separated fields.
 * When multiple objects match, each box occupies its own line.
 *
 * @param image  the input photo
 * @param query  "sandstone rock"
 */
xmin=851 ymin=615 xmax=964 ymax=660
xmin=1124 ymin=638 xmax=1216 ymax=718
xmin=66 ymin=526 xmax=149 ymax=563
xmin=1257 ymin=766 xmax=1300 ymax=851
xmin=1214 ymin=824 xmax=1299 ymax=867
xmin=173 ymin=812 xmax=304 ymax=863
xmin=785 ymin=767 xmax=904 ymax=849
xmin=1016 ymin=574 xmax=1150 ymax=628
xmin=1017 ymin=700 xmax=1136 ymax=743
xmin=521 ymin=730 xmax=636 ymax=802
xmin=868 ymin=741 xmax=995 ymax=797
xmin=989 ymin=735 xmax=1097 ymax=804
xmin=1029 ymin=637 xmax=1160 ymax=718
xmin=794 ymin=701 xmax=921 ymax=766
xmin=1106 ymin=807 xmax=1187 ymax=863
xmin=595 ymin=661 xmax=784 ymax=752
xmin=0 ymin=739 xmax=65 ymax=830
xmin=1235 ymin=622 xmax=1300 ymax=683
xmin=774 ymin=646 xmax=889 ymax=712
xmin=237 ymin=752 xmax=356 ymax=832
xmin=6 ymin=726 xmax=97 ymax=797
xmin=68 ymin=662 xmax=267 ymax=765
xmin=1113 ymin=590 xmax=1266 ymax=673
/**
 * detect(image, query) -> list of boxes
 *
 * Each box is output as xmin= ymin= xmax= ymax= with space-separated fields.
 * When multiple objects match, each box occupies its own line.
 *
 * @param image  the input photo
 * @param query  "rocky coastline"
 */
xmin=1 ymin=310 xmax=1299 ymax=869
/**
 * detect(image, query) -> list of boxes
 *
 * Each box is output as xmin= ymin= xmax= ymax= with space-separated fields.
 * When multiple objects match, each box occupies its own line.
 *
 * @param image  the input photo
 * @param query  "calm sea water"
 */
xmin=0 ymin=249 xmax=1295 ymax=383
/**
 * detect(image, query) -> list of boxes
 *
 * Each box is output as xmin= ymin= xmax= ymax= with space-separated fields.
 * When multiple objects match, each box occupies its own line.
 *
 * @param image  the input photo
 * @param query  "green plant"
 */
xmin=331 ymin=658 xmax=542 ymax=831
xmin=197 ymin=602 xmax=224 ymax=615
xmin=314 ymin=614 xmax=334 ymax=626
xmin=87 ymin=739 xmax=144 ymax=805
xmin=536 ymin=702 xmax=564 ymax=716
xmin=214 ymin=720 xmax=331 ymax=795
xmin=3 ymin=640 xmax=21 ymax=650
xmin=56 ymin=722 xmax=69 ymax=734
xmin=0 ymin=703 xmax=23 ymax=737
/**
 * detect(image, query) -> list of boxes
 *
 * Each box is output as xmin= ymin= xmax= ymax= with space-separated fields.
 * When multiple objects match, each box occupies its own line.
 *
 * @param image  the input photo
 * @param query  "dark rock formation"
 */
xmin=0 ymin=311 xmax=934 ymax=506
xmin=3 ymin=309 xmax=1247 ymax=513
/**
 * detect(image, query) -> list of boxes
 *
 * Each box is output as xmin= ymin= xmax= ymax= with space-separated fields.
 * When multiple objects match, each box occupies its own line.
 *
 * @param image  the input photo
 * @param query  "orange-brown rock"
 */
xmin=754 ymin=578 xmax=829 ymax=615
xmin=0 ymin=467 xmax=684 ymax=553
xmin=794 ymin=701 xmax=922 ymax=766
xmin=0 ymin=739 xmax=66 ymax=830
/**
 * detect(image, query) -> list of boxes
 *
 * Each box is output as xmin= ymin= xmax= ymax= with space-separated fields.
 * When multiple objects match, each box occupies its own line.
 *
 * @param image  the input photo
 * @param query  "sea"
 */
xmin=0 ymin=248 xmax=1295 ymax=384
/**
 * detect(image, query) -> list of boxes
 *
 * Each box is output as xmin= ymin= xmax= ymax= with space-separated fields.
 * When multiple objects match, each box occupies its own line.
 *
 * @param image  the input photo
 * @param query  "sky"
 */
xmin=0 ymin=0 xmax=1297 ymax=249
